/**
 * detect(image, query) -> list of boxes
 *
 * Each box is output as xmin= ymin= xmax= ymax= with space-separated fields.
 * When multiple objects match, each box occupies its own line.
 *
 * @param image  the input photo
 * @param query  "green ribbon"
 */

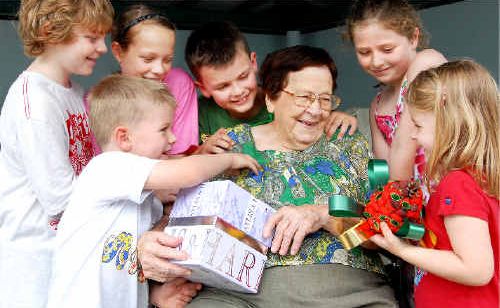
xmin=367 ymin=159 xmax=390 ymax=190
xmin=328 ymin=159 xmax=389 ymax=217
xmin=328 ymin=195 xmax=363 ymax=217
xmin=395 ymin=221 xmax=426 ymax=241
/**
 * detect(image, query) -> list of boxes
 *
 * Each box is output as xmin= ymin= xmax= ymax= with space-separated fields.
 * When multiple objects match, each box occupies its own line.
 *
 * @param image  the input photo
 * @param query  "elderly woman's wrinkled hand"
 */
xmin=137 ymin=231 xmax=192 ymax=282
xmin=197 ymin=128 xmax=235 ymax=154
xmin=263 ymin=204 xmax=330 ymax=256
xmin=325 ymin=111 xmax=358 ymax=140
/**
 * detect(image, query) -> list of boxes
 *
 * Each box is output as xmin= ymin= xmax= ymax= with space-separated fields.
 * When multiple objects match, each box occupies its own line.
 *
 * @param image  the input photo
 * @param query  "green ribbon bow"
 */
xmin=328 ymin=159 xmax=425 ymax=241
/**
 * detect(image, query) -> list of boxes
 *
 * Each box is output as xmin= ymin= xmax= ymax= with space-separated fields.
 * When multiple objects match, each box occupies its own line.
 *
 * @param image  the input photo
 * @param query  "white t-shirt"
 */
xmin=0 ymin=71 xmax=92 ymax=308
xmin=47 ymin=151 xmax=163 ymax=308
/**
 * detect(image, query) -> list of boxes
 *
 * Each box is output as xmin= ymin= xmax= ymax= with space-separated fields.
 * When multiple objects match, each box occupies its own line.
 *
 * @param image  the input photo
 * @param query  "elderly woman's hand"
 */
xmin=263 ymin=204 xmax=330 ymax=256
xmin=325 ymin=111 xmax=358 ymax=140
xmin=196 ymin=128 xmax=235 ymax=154
xmin=137 ymin=231 xmax=192 ymax=282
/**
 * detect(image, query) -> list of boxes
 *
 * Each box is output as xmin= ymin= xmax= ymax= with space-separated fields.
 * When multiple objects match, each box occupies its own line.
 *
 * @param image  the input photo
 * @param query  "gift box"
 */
xmin=170 ymin=180 xmax=275 ymax=247
xmin=164 ymin=216 xmax=267 ymax=293
xmin=329 ymin=159 xmax=425 ymax=250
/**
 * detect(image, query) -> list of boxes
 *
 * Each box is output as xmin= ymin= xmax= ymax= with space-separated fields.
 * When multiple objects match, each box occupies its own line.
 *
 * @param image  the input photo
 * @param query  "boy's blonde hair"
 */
xmin=88 ymin=75 xmax=176 ymax=148
xmin=406 ymin=59 xmax=499 ymax=198
xmin=18 ymin=0 xmax=114 ymax=56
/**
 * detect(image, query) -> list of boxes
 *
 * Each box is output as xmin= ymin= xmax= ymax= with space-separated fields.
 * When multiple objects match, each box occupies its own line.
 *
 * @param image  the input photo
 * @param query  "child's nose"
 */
xmin=151 ymin=61 xmax=166 ymax=76
xmin=168 ymin=130 xmax=176 ymax=144
xmin=371 ymin=52 xmax=384 ymax=68
xmin=230 ymin=83 xmax=244 ymax=97
xmin=97 ymin=37 xmax=107 ymax=54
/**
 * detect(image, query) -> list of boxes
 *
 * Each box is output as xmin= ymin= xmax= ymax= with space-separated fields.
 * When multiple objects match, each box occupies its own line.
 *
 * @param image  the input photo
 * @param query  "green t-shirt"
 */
xmin=198 ymin=96 xmax=272 ymax=142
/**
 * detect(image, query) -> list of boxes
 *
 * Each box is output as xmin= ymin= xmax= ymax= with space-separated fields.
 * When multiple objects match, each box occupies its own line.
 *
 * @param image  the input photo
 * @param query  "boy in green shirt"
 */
xmin=185 ymin=21 xmax=357 ymax=154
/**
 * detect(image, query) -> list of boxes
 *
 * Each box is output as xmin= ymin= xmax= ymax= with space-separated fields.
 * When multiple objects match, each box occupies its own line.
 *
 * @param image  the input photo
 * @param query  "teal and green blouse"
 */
xmin=225 ymin=124 xmax=385 ymax=275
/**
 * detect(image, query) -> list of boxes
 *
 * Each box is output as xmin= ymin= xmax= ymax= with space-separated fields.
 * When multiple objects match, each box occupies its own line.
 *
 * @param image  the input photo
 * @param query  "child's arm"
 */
xmin=371 ymin=217 xmax=494 ymax=286
xmin=386 ymin=107 xmax=419 ymax=180
xmin=149 ymin=278 xmax=202 ymax=308
xmin=145 ymin=153 xmax=260 ymax=191
xmin=325 ymin=111 xmax=358 ymax=140
xmin=369 ymin=99 xmax=391 ymax=160
xmin=407 ymin=49 xmax=447 ymax=83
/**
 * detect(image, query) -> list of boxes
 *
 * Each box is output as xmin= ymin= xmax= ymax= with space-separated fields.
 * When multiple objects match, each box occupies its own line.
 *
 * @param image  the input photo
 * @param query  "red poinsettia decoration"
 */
xmin=357 ymin=180 xmax=424 ymax=237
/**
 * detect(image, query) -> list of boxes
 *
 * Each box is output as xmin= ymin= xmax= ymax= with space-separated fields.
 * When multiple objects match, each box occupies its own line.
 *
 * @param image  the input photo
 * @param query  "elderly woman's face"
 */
xmin=268 ymin=66 xmax=333 ymax=150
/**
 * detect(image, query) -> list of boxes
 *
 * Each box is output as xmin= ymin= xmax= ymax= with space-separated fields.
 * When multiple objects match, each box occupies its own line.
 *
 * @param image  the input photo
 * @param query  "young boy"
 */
xmin=0 ymin=1 xmax=113 ymax=307
xmin=185 ymin=21 xmax=358 ymax=154
xmin=47 ymin=75 xmax=260 ymax=308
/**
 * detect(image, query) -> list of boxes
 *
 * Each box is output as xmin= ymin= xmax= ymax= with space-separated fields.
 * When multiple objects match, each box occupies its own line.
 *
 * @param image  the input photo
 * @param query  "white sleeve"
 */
xmin=19 ymin=106 xmax=76 ymax=216
xmin=87 ymin=152 xmax=160 ymax=205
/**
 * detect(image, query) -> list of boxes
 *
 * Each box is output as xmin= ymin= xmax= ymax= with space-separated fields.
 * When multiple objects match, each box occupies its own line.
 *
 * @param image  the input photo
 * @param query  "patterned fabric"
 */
xmin=223 ymin=124 xmax=385 ymax=274
xmin=374 ymin=80 xmax=427 ymax=189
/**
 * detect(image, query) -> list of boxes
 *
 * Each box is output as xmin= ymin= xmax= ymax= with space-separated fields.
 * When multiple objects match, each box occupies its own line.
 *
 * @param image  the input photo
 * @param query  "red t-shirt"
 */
xmin=414 ymin=170 xmax=499 ymax=308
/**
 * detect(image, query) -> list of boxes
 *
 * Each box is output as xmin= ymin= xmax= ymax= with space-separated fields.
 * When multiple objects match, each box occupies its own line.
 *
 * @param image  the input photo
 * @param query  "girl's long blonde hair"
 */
xmin=406 ymin=59 xmax=499 ymax=198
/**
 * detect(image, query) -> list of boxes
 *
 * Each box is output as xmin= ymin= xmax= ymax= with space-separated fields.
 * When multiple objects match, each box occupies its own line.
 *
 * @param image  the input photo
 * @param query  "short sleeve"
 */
xmin=83 ymin=152 xmax=159 ymax=205
xmin=436 ymin=171 xmax=489 ymax=221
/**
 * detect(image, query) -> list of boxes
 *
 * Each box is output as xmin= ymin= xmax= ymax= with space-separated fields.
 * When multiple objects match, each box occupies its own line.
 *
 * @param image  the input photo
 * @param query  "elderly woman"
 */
xmin=188 ymin=45 xmax=396 ymax=307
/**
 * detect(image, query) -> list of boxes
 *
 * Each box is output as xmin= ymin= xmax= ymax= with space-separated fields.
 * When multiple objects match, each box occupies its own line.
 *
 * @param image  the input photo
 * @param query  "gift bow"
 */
xmin=328 ymin=159 xmax=425 ymax=250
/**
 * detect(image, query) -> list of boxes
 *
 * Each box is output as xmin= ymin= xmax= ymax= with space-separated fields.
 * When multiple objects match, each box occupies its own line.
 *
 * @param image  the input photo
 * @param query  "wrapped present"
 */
xmin=329 ymin=159 xmax=425 ymax=250
xmin=170 ymin=180 xmax=275 ymax=247
xmin=164 ymin=216 xmax=267 ymax=293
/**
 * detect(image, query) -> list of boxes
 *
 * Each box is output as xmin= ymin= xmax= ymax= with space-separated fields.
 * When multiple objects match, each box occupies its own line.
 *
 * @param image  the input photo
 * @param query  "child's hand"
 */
xmin=227 ymin=153 xmax=261 ymax=175
xmin=197 ymin=128 xmax=235 ymax=154
xmin=370 ymin=222 xmax=409 ymax=256
xmin=154 ymin=188 xmax=179 ymax=203
xmin=325 ymin=111 xmax=358 ymax=140
xmin=150 ymin=278 xmax=202 ymax=308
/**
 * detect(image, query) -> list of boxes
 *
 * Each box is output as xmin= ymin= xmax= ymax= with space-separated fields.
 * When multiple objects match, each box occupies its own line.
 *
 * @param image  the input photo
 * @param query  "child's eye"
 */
xmin=216 ymin=84 xmax=229 ymax=91
xmin=142 ymin=57 xmax=154 ymax=63
xmin=383 ymin=47 xmax=394 ymax=53
xmin=239 ymin=72 xmax=249 ymax=79
xmin=357 ymin=50 xmax=370 ymax=56
xmin=85 ymin=35 xmax=98 ymax=43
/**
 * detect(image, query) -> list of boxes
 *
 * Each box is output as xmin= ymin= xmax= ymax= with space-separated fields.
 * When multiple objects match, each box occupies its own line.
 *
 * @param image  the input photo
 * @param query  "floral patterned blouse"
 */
xmin=224 ymin=124 xmax=385 ymax=275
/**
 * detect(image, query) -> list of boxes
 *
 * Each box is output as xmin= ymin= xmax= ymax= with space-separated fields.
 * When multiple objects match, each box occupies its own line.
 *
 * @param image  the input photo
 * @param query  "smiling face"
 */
xmin=196 ymin=47 xmax=259 ymax=119
xmin=267 ymin=66 xmax=332 ymax=150
xmin=112 ymin=23 xmax=176 ymax=82
xmin=129 ymin=102 xmax=176 ymax=159
xmin=410 ymin=108 xmax=435 ymax=157
xmin=51 ymin=26 xmax=108 ymax=80
xmin=353 ymin=20 xmax=417 ymax=86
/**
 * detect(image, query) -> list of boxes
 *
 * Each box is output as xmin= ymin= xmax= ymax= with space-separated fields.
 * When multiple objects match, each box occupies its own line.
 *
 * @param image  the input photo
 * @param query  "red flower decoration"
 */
xmin=359 ymin=181 xmax=423 ymax=237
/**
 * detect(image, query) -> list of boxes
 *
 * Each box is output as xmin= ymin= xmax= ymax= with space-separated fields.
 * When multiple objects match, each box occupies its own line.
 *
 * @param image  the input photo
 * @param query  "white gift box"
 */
xmin=171 ymin=180 xmax=275 ymax=247
xmin=165 ymin=216 xmax=267 ymax=293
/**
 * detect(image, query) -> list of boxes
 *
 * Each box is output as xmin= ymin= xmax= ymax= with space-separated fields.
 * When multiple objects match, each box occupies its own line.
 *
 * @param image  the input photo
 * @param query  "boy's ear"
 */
xmin=195 ymin=79 xmax=211 ymax=98
xmin=113 ymin=126 xmax=133 ymax=152
xmin=250 ymin=52 xmax=258 ymax=71
xmin=111 ymin=41 xmax=124 ymax=64
xmin=410 ymin=27 xmax=420 ymax=48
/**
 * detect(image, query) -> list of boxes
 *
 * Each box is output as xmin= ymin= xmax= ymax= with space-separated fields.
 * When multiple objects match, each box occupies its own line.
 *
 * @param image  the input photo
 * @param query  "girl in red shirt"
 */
xmin=371 ymin=59 xmax=499 ymax=308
